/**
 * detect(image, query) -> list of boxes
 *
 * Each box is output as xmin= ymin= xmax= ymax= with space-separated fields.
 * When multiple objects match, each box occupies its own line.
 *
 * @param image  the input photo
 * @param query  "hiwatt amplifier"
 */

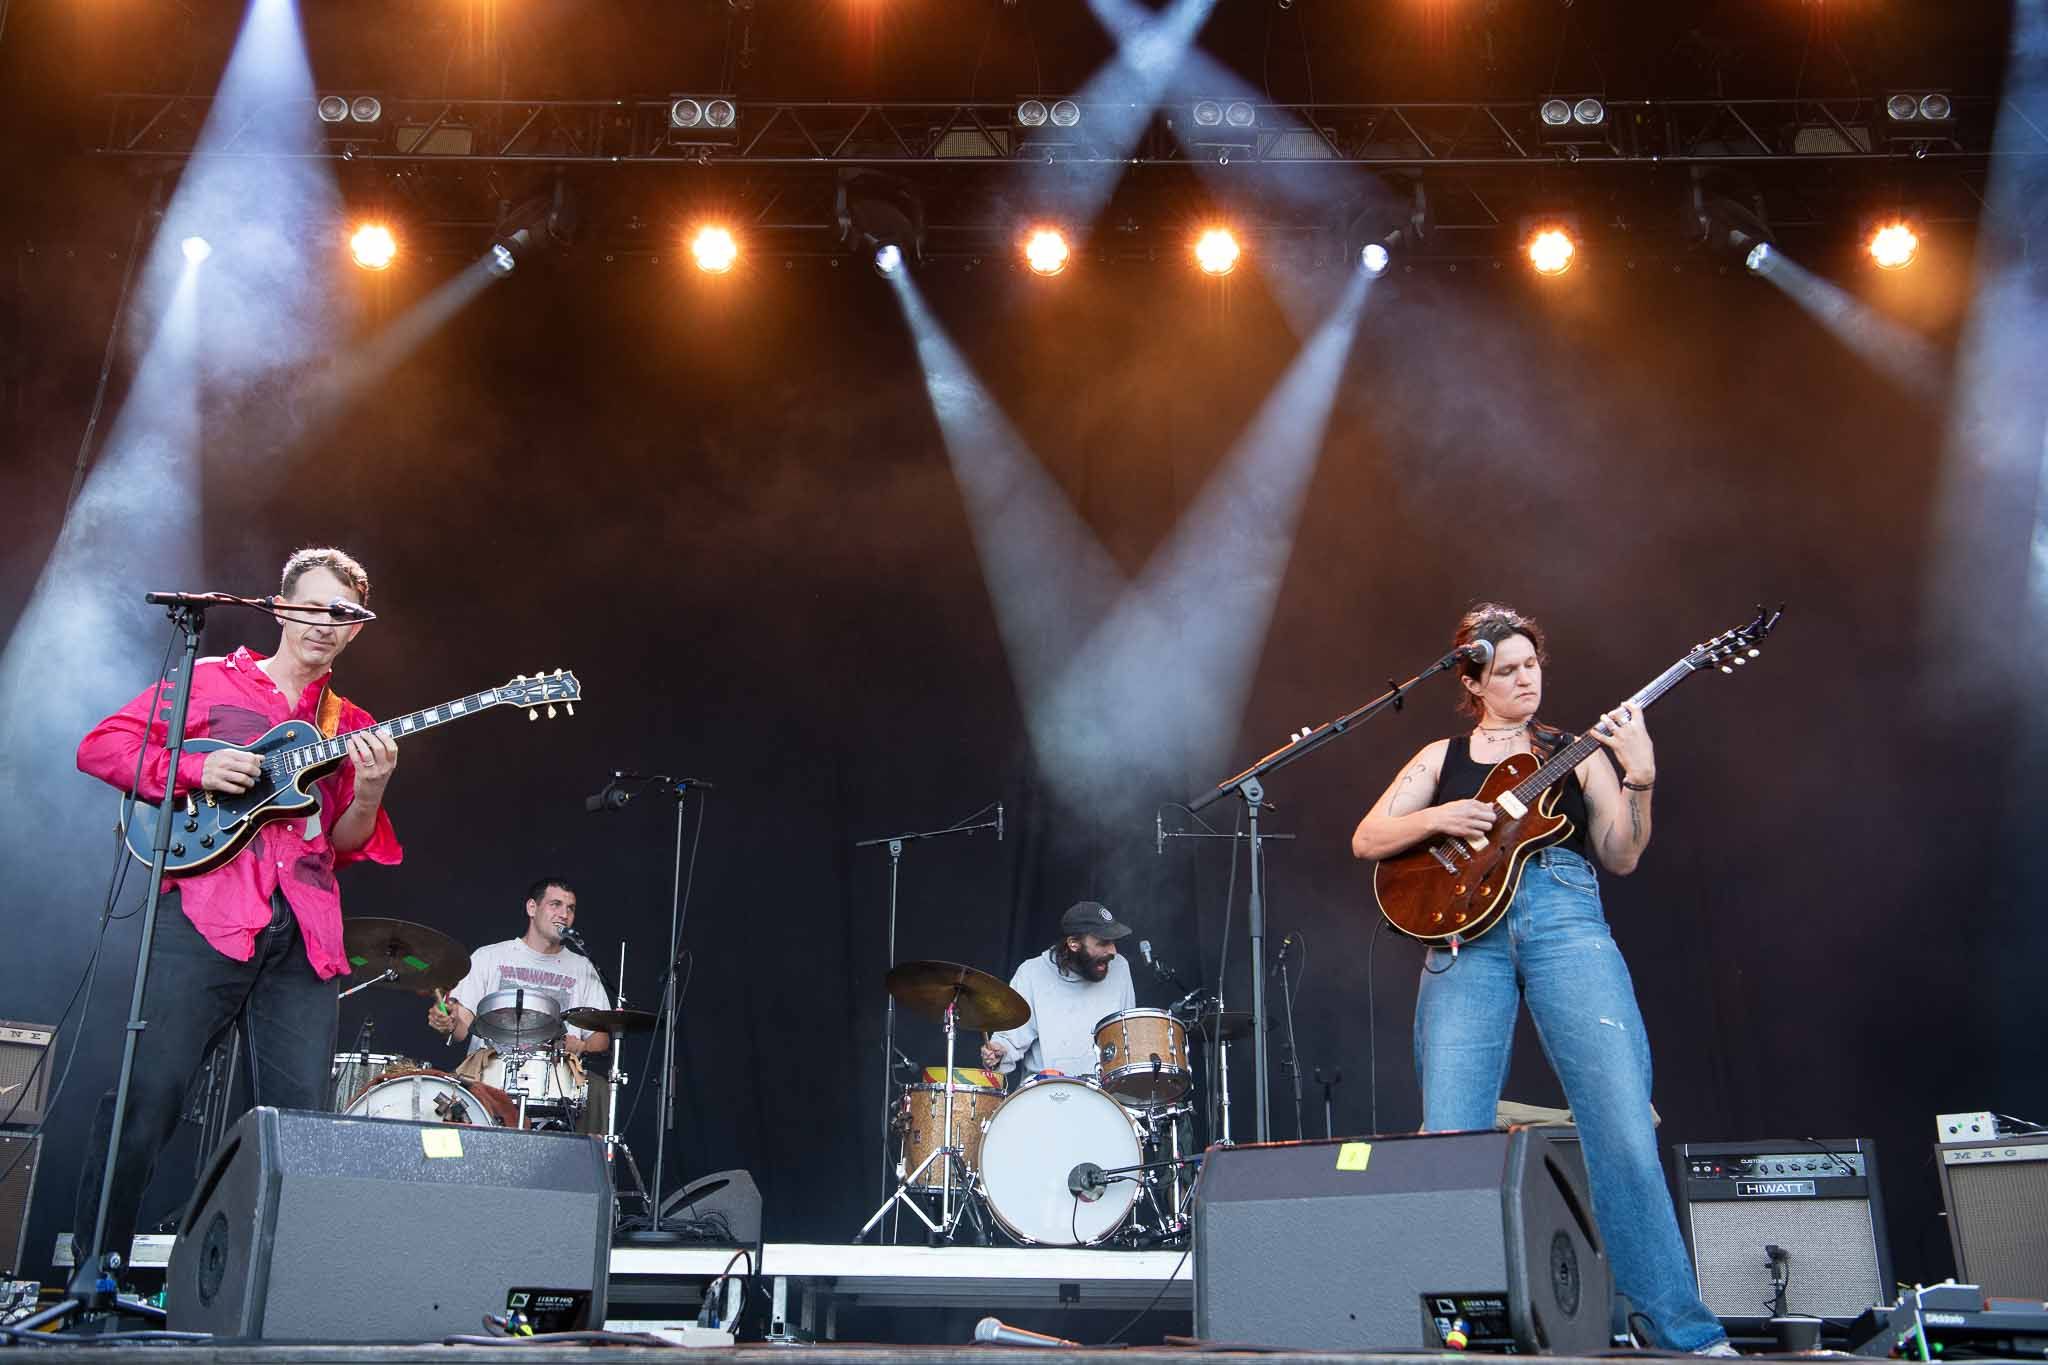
xmin=166 ymin=1107 xmax=611 ymax=1341
xmin=1194 ymin=1129 xmax=1613 ymax=1354
xmin=1937 ymin=1133 xmax=2048 ymax=1300
xmin=1672 ymin=1139 xmax=1891 ymax=1329
xmin=0 ymin=1021 xmax=55 ymax=1128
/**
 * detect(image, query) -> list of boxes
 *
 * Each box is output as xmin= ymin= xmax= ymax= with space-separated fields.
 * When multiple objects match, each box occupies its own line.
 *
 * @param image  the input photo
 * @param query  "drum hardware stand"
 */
xmin=1275 ymin=941 xmax=1304 ymax=1139
xmin=1184 ymin=647 xmax=1476 ymax=1142
xmin=1313 ymin=1067 xmax=1342 ymax=1140
xmin=855 ymin=989 xmax=978 ymax=1246
xmin=590 ymin=772 xmax=714 ymax=1246
xmin=854 ymin=802 xmax=1001 ymax=1208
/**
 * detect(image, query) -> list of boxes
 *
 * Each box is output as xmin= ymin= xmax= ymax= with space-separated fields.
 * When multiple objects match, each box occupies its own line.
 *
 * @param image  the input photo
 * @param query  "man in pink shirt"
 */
xmin=72 ymin=546 xmax=402 ymax=1274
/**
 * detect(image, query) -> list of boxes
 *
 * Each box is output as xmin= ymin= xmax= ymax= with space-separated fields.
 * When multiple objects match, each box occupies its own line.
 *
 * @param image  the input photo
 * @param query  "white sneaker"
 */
xmin=1692 ymin=1340 xmax=1741 ymax=1357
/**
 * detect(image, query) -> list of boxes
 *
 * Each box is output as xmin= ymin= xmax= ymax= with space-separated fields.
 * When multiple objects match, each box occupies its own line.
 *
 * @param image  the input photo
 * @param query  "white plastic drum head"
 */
xmin=978 ymin=1077 xmax=1140 ymax=1245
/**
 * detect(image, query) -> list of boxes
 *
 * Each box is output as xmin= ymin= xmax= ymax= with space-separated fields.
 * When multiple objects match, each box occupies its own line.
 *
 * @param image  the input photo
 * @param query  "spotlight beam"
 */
xmin=1747 ymin=246 xmax=1941 ymax=401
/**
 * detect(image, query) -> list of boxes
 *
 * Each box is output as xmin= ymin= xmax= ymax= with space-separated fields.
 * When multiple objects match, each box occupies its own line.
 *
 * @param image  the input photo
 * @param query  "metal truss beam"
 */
xmin=94 ymin=93 xmax=2042 ymax=167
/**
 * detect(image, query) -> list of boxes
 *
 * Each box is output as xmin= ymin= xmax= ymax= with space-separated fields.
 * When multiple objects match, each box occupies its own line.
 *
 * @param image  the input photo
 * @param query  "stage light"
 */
xmin=1540 ymin=99 xmax=1571 ymax=127
xmin=488 ymin=243 xmax=516 ymax=276
xmin=317 ymin=95 xmax=348 ymax=124
xmin=705 ymin=99 xmax=736 ymax=129
xmin=1347 ymin=181 xmax=1428 ymax=279
xmin=874 ymin=243 xmax=903 ymax=277
xmin=1049 ymin=99 xmax=1081 ymax=129
xmin=1223 ymin=100 xmax=1256 ymax=129
xmin=181 ymin=236 xmax=212 ymax=265
xmin=691 ymin=225 xmax=738 ymax=274
xmin=349 ymin=223 xmax=397 ymax=271
xmin=1018 ymin=99 xmax=1049 ymax=128
xmin=837 ymin=170 xmax=923 ymax=278
xmin=1869 ymin=222 xmax=1918 ymax=270
xmin=1023 ymin=228 xmax=1070 ymax=276
xmin=1745 ymin=242 xmax=1772 ymax=273
xmin=1918 ymin=93 xmax=1952 ymax=121
xmin=1573 ymin=97 xmax=1605 ymax=126
xmin=1886 ymin=94 xmax=1920 ymax=121
xmin=1527 ymin=227 xmax=1575 ymax=276
xmin=350 ymin=96 xmax=382 ymax=124
xmin=1194 ymin=228 xmax=1240 ymax=276
xmin=1192 ymin=100 xmax=1224 ymax=127
xmin=1361 ymin=242 xmax=1389 ymax=276
xmin=670 ymin=99 xmax=703 ymax=129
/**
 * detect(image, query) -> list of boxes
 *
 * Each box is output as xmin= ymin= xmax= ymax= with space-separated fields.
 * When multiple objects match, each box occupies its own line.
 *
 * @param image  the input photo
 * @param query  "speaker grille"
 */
xmin=0 ymin=1022 xmax=54 ymax=1128
xmin=1945 ymin=1159 xmax=2048 ymax=1299
xmin=1688 ymin=1200 xmax=1883 ymax=1318
xmin=0 ymin=1133 xmax=40 ymax=1274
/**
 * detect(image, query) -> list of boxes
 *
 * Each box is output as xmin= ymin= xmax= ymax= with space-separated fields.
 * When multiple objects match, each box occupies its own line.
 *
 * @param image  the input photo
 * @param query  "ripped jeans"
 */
xmin=1414 ymin=847 xmax=1725 ymax=1351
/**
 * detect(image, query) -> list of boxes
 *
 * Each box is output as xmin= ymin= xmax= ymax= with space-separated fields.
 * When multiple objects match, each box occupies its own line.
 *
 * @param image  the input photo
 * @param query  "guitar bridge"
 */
xmin=1430 ymin=845 xmax=1460 ymax=874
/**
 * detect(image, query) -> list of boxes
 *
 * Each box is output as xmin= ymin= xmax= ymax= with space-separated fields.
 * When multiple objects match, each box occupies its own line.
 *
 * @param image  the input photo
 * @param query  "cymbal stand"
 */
xmin=855 ymin=988 xmax=975 ymax=1245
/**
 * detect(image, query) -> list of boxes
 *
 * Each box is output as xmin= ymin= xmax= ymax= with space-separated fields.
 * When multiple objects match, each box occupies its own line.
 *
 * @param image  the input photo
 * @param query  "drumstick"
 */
xmin=435 ymin=989 xmax=453 ymax=1047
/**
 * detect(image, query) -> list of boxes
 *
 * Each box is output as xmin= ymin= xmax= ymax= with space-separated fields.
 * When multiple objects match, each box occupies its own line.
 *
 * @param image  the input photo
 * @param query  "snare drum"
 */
xmin=979 ymin=1075 xmax=1141 ymax=1245
xmin=329 ymin=1052 xmax=421 ymax=1112
xmin=454 ymin=1046 xmax=585 ymax=1113
xmin=343 ymin=1069 xmax=516 ymax=1127
xmin=1093 ymin=1007 xmax=1190 ymax=1105
xmin=897 ymin=1080 xmax=1004 ymax=1191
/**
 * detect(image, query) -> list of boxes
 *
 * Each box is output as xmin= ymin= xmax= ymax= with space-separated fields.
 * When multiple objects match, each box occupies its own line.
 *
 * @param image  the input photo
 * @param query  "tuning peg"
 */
xmin=1747 ymin=648 xmax=1761 ymax=658
xmin=565 ymin=703 xmax=575 ymax=717
xmin=528 ymin=707 xmax=539 ymax=721
xmin=546 ymin=705 xmax=558 ymax=719
xmin=513 ymin=672 xmax=526 ymax=682
xmin=552 ymin=667 xmax=562 ymax=677
xmin=1720 ymin=665 xmax=1734 ymax=674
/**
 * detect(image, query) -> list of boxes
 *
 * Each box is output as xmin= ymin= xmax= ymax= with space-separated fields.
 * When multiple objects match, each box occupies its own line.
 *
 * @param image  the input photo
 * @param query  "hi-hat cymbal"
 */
xmin=563 ymin=1007 xmax=659 ymax=1035
xmin=885 ymin=960 xmax=1030 ymax=1032
xmin=342 ymin=917 xmax=471 ymax=993
xmin=1190 ymin=1009 xmax=1265 ymax=1043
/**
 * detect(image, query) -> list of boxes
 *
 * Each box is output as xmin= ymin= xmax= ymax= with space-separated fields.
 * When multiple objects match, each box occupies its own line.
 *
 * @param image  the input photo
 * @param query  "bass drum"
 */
xmin=342 ymin=1069 xmax=515 ymax=1128
xmin=978 ymin=1076 xmax=1140 ymax=1246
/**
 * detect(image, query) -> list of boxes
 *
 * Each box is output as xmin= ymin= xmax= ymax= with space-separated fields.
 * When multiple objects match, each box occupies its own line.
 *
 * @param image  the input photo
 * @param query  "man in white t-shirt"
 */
xmin=428 ymin=877 xmax=613 ymax=1058
xmin=979 ymin=901 xmax=1136 ymax=1079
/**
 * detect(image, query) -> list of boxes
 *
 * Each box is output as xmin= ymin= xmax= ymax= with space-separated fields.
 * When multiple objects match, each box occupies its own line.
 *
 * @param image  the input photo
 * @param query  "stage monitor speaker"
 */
xmin=0 ymin=1132 xmax=40 ymax=1275
xmin=1672 ymin=1138 xmax=1890 ymax=1328
xmin=1193 ymin=1129 xmax=1612 ymax=1354
xmin=659 ymin=1168 xmax=762 ymax=1246
xmin=1937 ymin=1135 xmax=2048 ymax=1300
xmin=0 ymin=1021 xmax=56 ymax=1128
xmin=166 ymin=1107 xmax=611 ymax=1341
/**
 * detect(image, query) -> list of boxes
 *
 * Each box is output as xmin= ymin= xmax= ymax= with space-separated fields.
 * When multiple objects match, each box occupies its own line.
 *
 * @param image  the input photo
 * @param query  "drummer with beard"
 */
xmin=980 ymin=902 xmax=1136 ymax=1081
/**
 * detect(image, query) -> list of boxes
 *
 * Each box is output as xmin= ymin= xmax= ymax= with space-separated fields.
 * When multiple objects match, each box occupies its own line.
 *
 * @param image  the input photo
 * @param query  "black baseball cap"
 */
xmin=1060 ymin=901 xmax=1132 ymax=941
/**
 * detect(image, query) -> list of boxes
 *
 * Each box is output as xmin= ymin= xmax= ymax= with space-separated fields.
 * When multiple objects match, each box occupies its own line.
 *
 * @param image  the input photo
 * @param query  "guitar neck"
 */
xmin=1508 ymin=657 xmax=1697 ymax=805
xmin=283 ymin=690 xmax=510 ymax=769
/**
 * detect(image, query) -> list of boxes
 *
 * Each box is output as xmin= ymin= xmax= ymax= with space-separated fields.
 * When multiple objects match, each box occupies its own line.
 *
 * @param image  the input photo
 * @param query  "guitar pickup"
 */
xmin=1496 ymin=792 xmax=1527 ymax=819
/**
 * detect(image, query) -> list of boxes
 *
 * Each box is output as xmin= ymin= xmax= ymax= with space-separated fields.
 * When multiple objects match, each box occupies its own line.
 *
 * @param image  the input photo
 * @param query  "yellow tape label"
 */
xmin=1336 ymin=1142 xmax=1372 ymax=1171
xmin=421 ymin=1128 xmax=464 ymax=1159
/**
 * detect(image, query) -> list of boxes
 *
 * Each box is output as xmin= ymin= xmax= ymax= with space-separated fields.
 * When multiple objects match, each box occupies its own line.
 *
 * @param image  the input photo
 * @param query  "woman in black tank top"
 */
xmin=1348 ymin=604 xmax=1730 ymax=1355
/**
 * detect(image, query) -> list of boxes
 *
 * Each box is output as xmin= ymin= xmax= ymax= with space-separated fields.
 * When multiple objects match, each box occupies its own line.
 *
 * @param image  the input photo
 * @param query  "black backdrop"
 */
xmin=1 ymin=0 xmax=2044 ymax=1309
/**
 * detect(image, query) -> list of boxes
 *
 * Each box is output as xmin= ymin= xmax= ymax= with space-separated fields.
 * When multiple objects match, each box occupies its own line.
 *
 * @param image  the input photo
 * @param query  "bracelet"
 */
xmin=1621 ymin=777 xmax=1655 ymax=792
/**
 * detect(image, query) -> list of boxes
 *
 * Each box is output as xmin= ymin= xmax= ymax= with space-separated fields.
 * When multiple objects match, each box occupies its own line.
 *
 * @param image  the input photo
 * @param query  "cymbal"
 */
xmin=563 ymin=1007 xmax=659 ymax=1035
xmin=473 ymin=987 xmax=563 ymax=1048
xmin=342 ymin=917 xmax=471 ymax=993
xmin=1190 ymin=1010 xmax=1265 ymax=1043
xmin=885 ymin=960 xmax=1030 ymax=1032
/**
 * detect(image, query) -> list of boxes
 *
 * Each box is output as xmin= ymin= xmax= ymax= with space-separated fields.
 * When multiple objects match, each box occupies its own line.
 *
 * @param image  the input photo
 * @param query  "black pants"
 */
xmin=73 ymin=888 xmax=336 ymax=1273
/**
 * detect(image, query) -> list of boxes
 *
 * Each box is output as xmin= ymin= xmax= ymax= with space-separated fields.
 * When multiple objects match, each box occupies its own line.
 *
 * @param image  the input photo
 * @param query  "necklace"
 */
xmin=1476 ymin=721 xmax=1527 ymax=737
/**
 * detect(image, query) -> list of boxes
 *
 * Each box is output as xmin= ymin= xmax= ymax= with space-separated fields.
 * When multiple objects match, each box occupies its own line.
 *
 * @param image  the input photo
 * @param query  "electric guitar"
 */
xmin=123 ymin=669 xmax=583 ymax=877
xmin=1372 ymin=608 xmax=1781 ymax=944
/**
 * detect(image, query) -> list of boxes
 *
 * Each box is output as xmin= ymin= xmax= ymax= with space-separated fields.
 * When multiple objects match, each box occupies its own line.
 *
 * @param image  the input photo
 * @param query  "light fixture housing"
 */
xmin=317 ymin=95 xmax=349 ymax=124
xmin=1023 ymin=227 xmax=1071 ymax=276
xmin=1538 ymin=96 xmax=1609 ymax=145
xmin=1017 ymin=99 xmax=1049 ymax=128
xmin=836 ymin=169 xmax=924 ymax=278
xmin=349 ymin=96 xmax=382 ymax=124
xmin=691 ymin=225 xmax=738 ymax=274
xmin=1867 ymin=220 xmax=1920 ymax=271
xmin=1518 ymin=213 xmax=1582 ymax=276
xmin=1048 ymin=99 xmax=1081 ymax=129
xmin=349 ymin=223 xmax=398 ymax=271
xmin=1193 ymin=227 xmax=1241 ymax=276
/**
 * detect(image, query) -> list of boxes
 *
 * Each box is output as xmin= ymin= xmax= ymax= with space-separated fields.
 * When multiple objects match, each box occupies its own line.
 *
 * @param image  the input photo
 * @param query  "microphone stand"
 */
xmin=595 ymin=774 xmax=709 ymax=1246
xmin=1185 ymin=647 xmax=1471 ymax=1143
xmin=854 ymin=802 xmax=1000 ymax=1212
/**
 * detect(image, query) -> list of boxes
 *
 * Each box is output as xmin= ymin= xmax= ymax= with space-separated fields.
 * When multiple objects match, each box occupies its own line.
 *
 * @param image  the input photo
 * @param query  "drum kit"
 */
xmin=325 ymin=918 xmax=657 ymax=1191
xmin=857 ymin=959 xmax=1255 ymax=1249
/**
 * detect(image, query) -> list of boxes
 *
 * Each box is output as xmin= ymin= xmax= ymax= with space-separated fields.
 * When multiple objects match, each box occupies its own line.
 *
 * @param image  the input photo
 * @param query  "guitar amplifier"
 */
xmin=0 ymin=1133 xmax=39 ymax=1275
xmin=0 ymin=1022 xmax=56 ymax=1128
xmin=1672 ymin=1139 xmax=1891 ymax=1328
xmin=1937 ymin=1135 xmax=2048 ymax=1300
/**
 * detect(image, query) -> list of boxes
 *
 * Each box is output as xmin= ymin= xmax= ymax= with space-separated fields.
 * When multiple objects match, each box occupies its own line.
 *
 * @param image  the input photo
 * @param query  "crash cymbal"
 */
xmin=1190 ymin=1010 xmax=1265 ymax=1043
xmin=885 ymin=960 xmax=1030 ymax=1032
xmin=341 ymin=917 xmax=471 ymax=993
xmin=563 ymin=1007 xmax=659 ymax=1035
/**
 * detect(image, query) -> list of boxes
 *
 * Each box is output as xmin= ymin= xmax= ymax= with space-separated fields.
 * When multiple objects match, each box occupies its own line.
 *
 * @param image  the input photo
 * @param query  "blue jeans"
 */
xmin=1414 ymin=847 xmax=1725 ymax=1351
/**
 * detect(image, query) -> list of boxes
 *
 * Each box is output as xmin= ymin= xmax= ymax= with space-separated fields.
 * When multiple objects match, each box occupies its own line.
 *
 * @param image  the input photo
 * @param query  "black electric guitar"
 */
xmin=1373 ymin=608 xmax=1781 ymax=944
xmin=123 ymin=669 xmax=583 ymax=877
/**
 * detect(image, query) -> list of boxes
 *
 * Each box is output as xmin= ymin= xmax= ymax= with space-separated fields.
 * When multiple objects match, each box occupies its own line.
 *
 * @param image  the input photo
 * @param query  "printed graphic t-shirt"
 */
xmin=449 ymin=937 xmax=611 ymax=1053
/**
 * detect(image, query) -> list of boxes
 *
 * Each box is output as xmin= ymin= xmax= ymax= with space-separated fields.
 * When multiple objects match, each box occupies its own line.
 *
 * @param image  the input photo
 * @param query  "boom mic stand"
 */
xmin=589 ymin=772 xmax=712 ymax=1246
xmin=854 ymin=802 xmax=1001 ymax=1208
xmin=1184 ymin=644 xmax=1476 ymax=1142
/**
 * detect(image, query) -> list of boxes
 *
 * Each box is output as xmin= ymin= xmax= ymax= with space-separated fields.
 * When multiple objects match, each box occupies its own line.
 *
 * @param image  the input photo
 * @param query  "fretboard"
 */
xmin=1506 ymin=656 xmax=1697 ymax=806
xmin=267 ymin=690 xmax=507 ymax=779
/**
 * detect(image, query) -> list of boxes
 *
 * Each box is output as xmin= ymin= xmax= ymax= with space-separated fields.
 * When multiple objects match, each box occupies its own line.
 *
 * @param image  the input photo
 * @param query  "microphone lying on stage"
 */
xmin=975 ymin=1317 xmax=1081 ymax=1349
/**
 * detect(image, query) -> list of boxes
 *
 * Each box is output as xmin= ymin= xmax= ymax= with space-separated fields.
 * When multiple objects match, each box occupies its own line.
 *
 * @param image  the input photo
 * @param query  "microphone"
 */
xmin=1271 ymin=932 xmax=1296 ymax=973
xmin=974 ymin=1317 xmax=1080 ymax=1349
xmin=325 ymin=598 xmax=375 ymax=622
xmin=1067 ymin=1162 xmax=1108 ymax=1201
xmin=583 ymin=784 xmax=631 ymax=813
xmin=1139 ymin=939 xmax=1157 ymax=971
xmin=1454 ymin=638 xmax=1494 ymax=668
xmin=1155 ymin=810 xmax=1164 ymax=855
xmin=996 ymin=802 xmax=1004 ymax=843
xmin=558 ymin=926 xmax=589 ymax=956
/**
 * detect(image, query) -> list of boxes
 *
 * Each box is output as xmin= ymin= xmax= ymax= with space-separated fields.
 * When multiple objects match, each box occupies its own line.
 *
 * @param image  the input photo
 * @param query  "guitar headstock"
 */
xmin=1686 ymin=604 xmax=1784 ymax=675
xmin=499 ymin=668 xmax=583 ymax=721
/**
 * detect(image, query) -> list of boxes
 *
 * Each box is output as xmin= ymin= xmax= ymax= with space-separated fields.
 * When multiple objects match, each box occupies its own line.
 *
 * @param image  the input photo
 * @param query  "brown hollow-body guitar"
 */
xmin=1372 ymin=608 xmax=1781 ymax=945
